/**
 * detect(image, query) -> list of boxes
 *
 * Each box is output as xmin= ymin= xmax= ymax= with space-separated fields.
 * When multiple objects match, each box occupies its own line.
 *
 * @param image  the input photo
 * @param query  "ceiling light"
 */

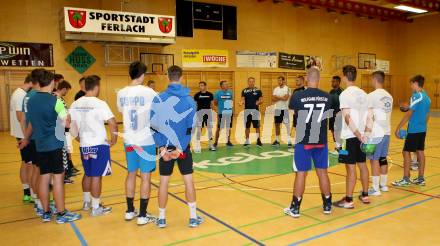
xmin=394 ymin=5 xmax=428 ymax=14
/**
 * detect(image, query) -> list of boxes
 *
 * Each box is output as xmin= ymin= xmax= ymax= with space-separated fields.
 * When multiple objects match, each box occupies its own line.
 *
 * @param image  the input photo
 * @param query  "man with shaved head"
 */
xmin=284 ymin=67 xmax=333 ymax=218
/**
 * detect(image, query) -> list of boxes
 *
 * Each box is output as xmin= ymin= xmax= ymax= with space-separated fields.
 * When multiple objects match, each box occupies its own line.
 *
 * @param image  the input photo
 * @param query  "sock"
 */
xmin=188 ymin=202 xmax=197 ymax=219
xmin=159 ymin=207 xmax=166 ymax=219
xmin=372 ymin=176 xmax=380 ymax=191
xmin=30 ymin=188 xmax=36 ymax=198
xmin=83 ymin=192 xmax=91 ymax=203
xmin=275 ymin=136 xmax=279 ymax=142
xmin=290 ymin=196 xmax=302 ymax=209
xmin=380 ymin=175 xmax=388 ymax=186
xmin=345 ymin=196 xmax=353 ymax=202
xmin=245 ymin=138 xmax=250 ymax=144
xmin=196 ymin=127 xmax=201 ymax=141
xmin=35 ymin=198 xmax=42 ymax=209
xmin=91 ymin=196 xmax=100 ymax=209
xmin=23 ymin=184 xmax=30 ymax=196
xmin=139 ymin=198 xmax=149 ymax=217
xmin=126 ymin=197 xmax=135 ymax=213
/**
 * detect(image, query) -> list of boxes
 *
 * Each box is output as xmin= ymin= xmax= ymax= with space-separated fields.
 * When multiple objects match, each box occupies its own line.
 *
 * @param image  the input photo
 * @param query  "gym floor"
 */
xmin=0 ymin=109 xmax=439 ymax=245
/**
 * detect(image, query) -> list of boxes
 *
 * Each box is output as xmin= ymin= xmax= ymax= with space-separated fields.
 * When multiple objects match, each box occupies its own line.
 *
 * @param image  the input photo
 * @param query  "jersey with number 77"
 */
xmin=289 ymin=87 xmax=332 ymax=145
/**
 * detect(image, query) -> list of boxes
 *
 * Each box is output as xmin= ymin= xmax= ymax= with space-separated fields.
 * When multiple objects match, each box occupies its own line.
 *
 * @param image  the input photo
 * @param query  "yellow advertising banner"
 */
xmin=182 ymin=49 xmax=229 ymax=68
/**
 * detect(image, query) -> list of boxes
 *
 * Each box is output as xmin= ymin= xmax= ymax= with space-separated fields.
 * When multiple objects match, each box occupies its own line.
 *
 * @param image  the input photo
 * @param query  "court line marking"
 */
xmin=288 ymin=196 xmax=435 ymax=245
xmin=111 ymin=159 xmax=265 ymax=246
xmin=70 ymin=221 xmax=88 ymax=246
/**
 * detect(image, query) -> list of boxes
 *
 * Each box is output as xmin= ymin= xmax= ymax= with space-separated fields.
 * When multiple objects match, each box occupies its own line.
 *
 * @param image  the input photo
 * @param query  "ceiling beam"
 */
xmin=385 ymin=0 xmax=440 ymax=12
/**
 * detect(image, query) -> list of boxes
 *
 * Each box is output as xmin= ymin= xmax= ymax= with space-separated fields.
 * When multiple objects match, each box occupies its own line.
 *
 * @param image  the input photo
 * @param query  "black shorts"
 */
xmin=38 ymin=148 xmax=65 ymax=175
xmin=244 ymin=110 xmax=260 ymax=129
xmin=339 ymin=137 xmax=366 ymax=164
xmin=159 ymin=148 xmax=193 ymax=176
xmin=217 ymin=113 xmax=233 ymax=129
xmin=379 ymin=157 xmax=388 ymax=166
xmin=274 ymin=109 xmax=289 ymax=124
xmin=403 ymin=132 xmax=426 ymax=152
xmin=20 ymin=140 xmax=38 ymax=165
xmin=196 ymin=110 xmax=213 ymax=128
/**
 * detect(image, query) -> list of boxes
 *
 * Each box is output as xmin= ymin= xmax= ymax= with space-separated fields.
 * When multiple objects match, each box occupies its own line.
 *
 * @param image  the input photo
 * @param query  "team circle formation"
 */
xmin=9 ymin=61 xmax=430 ymax=226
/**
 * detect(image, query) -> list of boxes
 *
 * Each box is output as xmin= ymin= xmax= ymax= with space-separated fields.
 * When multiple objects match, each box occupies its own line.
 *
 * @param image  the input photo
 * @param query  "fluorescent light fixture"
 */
xmin=394 ymin=5 xmax=428 ymax=14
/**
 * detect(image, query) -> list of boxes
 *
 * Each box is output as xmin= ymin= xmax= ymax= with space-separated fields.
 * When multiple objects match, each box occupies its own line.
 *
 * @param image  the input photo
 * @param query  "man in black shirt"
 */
xmin=194 ymin=81 xmax=215 ymax=152
xmin=292 ymin=76 xmax=306 ymax=128
xmin=329 ymin=76 xmax=343 ymax=151
xmin=240 ymin=77 xmax=263 ymax=147
xmin=284 ymin=67 xmax=332 ymax=218
xmin=74 ymin=77 xmax=86 ymax=101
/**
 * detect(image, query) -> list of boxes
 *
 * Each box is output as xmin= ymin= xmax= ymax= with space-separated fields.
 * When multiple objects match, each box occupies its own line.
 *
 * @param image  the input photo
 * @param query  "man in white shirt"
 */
xmin=366 ymin=71 xmax=393 ymax=196
xmin=10 ymin=74 xmax=33 ymax=202
xmin=272 ymin=76 xmax=293 ymax=148
xmin=334 ymin=65 xmax=370 ymax=209
xmin=117 ymin=61 xmax=157 ymax=225
xmin=70 ymin=75 xmax=118 ymax=217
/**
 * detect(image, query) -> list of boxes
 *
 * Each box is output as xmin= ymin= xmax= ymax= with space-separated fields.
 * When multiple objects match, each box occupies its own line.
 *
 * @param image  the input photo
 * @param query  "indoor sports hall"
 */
xmin=0 ymin=0 xmax=439 ymax=245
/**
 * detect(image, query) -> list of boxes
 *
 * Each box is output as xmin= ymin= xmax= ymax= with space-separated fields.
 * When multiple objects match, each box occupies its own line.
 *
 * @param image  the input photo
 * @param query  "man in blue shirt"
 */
xmin=20 ymin=69 xmax=81 ymax=224
xmin=213 ymin=80 xmax=234 ymax=148
xmin=393 ymin=75 xmax=431 ymax=186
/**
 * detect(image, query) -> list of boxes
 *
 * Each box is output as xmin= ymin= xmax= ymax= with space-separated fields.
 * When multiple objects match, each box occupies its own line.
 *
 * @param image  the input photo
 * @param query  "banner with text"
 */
xmin=182 ymin=49 xmax=229 ymax=68
xmin=376 ymin=59 xmax=390 ymax=73
xmin=0 ymin=42 xmax=53 ymax=67
xmin=236 ymin=51 xmax=277 ymax=68
xmin=64 ymin=7 xmax=175 ymax=37
xmin=278 ymin=52 xmax=305 ymax=70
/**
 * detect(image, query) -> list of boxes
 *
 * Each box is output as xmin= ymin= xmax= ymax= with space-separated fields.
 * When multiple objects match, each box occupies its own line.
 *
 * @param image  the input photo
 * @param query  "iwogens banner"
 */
xmin=182 ymin=49 xmax=229 ymax=68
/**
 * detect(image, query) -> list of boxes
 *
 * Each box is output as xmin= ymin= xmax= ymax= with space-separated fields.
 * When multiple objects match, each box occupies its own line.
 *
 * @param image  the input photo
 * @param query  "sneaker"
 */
xmin=333 ymin=197 xmax=354 ymax=209
xmin=243 ymin=143 xmax=250 ymax=148
xmin=50 ymin=203 xmax=57 ymax=214
xmin=272 ymin=141 xmax=280 ymax=147
xmin=226 ymin=142 xmax=234 ymax=147
xmin=91 ymin=205 xmax=112 ymax=217
xmin=392 ymin=178 xmax=412 ymax=187
xmin=287 ymin=143 xmax=293 ymax=149
xmin=209 ymin=145 xmax=216 ymax=151
xmin=137 ymin=215 xmax=156 ymax=226
xmin=36 ymin=208 xmax=44 ymax=216
xmin=41 ymin=212 xmax=52 ymax=222
xmin=56 ymin=210 xmax=81 ymax=224
xmin=156 ymin=218 xmax=167 ymax=228
xmin=82 ymin=201 xmax=91 ymax=211
xmin=411 ymin=177 xmax=426 ymax=186
xmin=193 ymin=145 xmax=201 ymax=153
xmin=33 ymin=203 xmax=38 ymax=211
xmin=358 ymin=195 xmax=370 ymax=204
xmin=323 ymin=203 xmax=332 ymax=215
xmin=189 ymin=216 xmax=204 ymax=228
xmin=125 ymin=210 xmax=139 ymax=221
xmin=256 ymin=138 xmax=263 ymax=147
xmin=283 ymin=207 xmax=300 ymax=218
xmin=380 ymin=185 xmax=389 ymax=192
xmin=23 ymin=195 xmax=32 ymax=203
xmin=411 ymin=161 xmax=419 ymax=171
xmin=368 ymin=188 xmax=381 ymax=196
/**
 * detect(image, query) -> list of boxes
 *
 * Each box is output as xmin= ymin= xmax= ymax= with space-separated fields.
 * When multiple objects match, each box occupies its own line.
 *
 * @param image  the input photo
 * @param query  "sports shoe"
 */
xmin=209 ymin=145 xmax=216 ymax=151
xmin=284 ymin=207 xmax=300 ymax=218
xmin=411 ymin=177 xmax=426 ymax=186
xmin=358 ymin=195 xmax=370 ymax=204
xmin=125 ymin=210 xmax=139 ymax=221
xmin=392 ymin=178 xmax=411 ymax=187
xmin=189 ymin=216 xmax=204 ymax=228
xmin=137 ymin=214 xmax=156 ymax=226
xmin=411 ymin=161 xmax=419 ymax=171
xmin=333 ymin=197 xmax=354 ymax=209
xmin=256 ymin=138 xmax=263 ymax=147
xmin=50 ymin=203 xmax=57 ymax=214
xmin=368 ymin=188 xmax=381 ymax=196
xmin=56 ymin=210 xmax=81 ymax=224
xmin=156 ymin=218 xmax=167 ymax=228
xmin=36 ymin=207 xmax=44 ymax=216
xmin=287 ymin=143 xmax=294 ymax=149
xmin=272 ymin=140 xmax=280 ymax=147
xmin=23 ymin=195 xmax=32 ymax=203
xmin=82 ymin=201 xmax=91 ymax=211
xmin=91 ymin=205 xmax=112 ymax=217
xmin=226 ymin=142 xmax=234 ymax=147
xmin=243 ymin=143 xmax=250 ymax=147
xmin=41 ymin=212 xmax=52 ymax=222
xmin=322 ymin=194 xmax=332 ymax=214
xmin=380 ymin=185 xmax=389 ymax=192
